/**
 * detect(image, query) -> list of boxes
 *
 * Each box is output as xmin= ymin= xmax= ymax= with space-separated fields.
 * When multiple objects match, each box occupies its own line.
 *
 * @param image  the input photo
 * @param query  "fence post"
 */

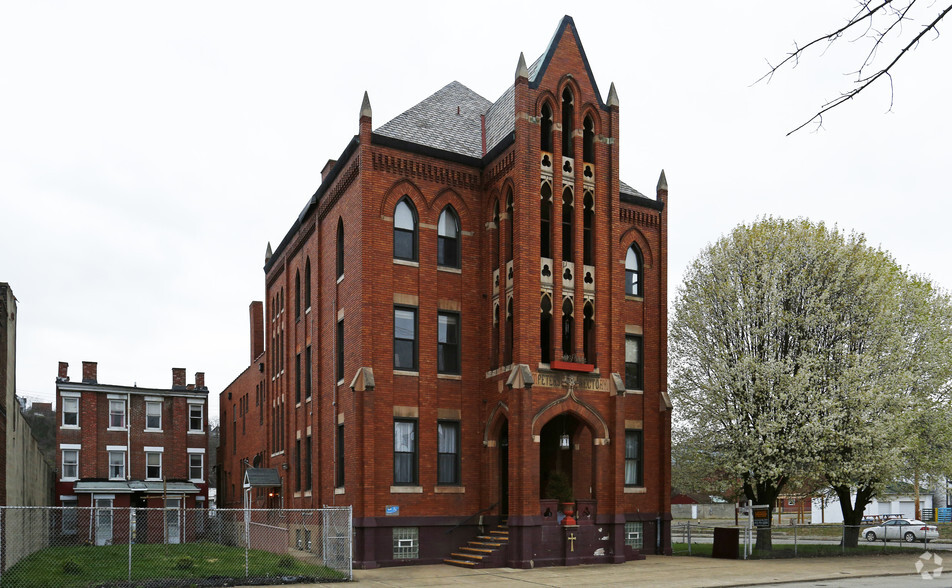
xmin=128 ymin=507 xmax=132 ymax=583
xmin=793 ymin=523 xmax=797 ymax=557
xmin=245 ymin=509 xmax=250 ymax=578
xmin=1 ymin=507 xmax=4 ymax=583
xmin=687 ymin=522 xmax=692 ymax=556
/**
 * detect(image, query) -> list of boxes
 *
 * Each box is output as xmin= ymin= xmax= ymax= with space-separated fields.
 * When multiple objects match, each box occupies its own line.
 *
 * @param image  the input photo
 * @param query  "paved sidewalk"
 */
xmin=342 ymin=553 xmax=929 ymax=587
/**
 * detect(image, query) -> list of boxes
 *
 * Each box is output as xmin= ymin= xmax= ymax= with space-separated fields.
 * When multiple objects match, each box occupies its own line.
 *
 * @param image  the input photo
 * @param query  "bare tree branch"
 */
xmin=757 ymin=1 xmax=952 ymax=134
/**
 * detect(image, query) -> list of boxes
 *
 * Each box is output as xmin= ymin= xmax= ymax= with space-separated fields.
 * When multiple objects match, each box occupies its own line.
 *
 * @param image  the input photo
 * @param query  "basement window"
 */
xmin=392 ymin=527 xmax=419 ymax=560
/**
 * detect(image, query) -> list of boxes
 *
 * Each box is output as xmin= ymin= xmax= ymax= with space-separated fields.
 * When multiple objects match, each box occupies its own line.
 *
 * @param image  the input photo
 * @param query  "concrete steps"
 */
xmin=444 ymin=523 xmax=509 ymax=569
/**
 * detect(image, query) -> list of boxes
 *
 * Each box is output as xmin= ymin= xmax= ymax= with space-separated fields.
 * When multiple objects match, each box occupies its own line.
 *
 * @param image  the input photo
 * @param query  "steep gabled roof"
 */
xmin=527 ymin=15 xmax=605 ymax=109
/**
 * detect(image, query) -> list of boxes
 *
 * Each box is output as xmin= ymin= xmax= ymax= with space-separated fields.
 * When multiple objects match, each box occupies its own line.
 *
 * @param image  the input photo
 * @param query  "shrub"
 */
xmin=175 ymin=556 xmax=195 ymax=570
xmin=62 ymin=559 xmax=82 ymax=575
xmin=277 ymin=554 xmax=295 ymax=570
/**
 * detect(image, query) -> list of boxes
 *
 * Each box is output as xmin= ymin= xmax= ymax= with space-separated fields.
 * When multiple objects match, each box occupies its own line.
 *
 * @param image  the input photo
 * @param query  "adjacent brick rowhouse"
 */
xmin=220 ymin=15 xmax=671 ymax=568
xmin=55 ymin=363 xmax=210 ymax=545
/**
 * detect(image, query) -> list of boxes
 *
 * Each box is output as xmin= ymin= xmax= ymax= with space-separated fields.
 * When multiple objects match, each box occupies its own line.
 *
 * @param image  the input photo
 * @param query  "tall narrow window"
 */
xmin=336 ymin=219 xmax=345 ymax=278
xmin=562 ymin=297 xmax=574 ymax=358
xmin=583 ymin=301 xmax=595 ymax=365
xmin=491 ymin=303 xmax=500 ymax=370
xmin=625 ymin=430 xmax=643 ymax=486
xmin=540 ymin=182 xmax=553 ymax=258
xmin=146 ymin=452 xmax=162 ymax=480
xmin=295 ymin=353 xmax=301 ymax=404
xmin=109 ymin=451 xmax=125 ymax=480
xmin=304 ymin=258 xmax=311 ymax=310
xmin=625 ymin=335 xmax=643 ymax=390
xmin=109 ymin=399 xmax=125 ymax=429
xmin=561 ymin=88 xmax=574 ymax=156
xmin=540 ymin=295 xmax=553 ymax=364
xmin=437 ymin=421 xmax=460 ymax=485
xmin=393 ymin=419 xmax=418 ymax=485
xmin=626 ymin=244 xmax=642 ymax=297
xmin=393 ymin=198 xmax=418 ymax=261
xmin=437 ymin=312 xmax=460 ymax=374
xmin=305 ymin=435 xmax=313 ymax=491
xmin=492 ymin=201 xmax=500 ymax=268
xmin=336 ymin=425 xmax=344 ymax=488
xmin=437 ymin=206 xmax=460 ymax=268
xmin=505 ymin=298 xmax=514 ymax=366
xmin=505 ymin=190 xmax=514 ymax=263
xmin=562 ymin=188 xmax=574 ymax=261
xmin=145 ymin=401 xmax=162 ymax=430
xmin=189 ymin=403 xmax=204 ymax=432
xmin=583 ymin=115 xmax=595 ymax=163
xmin=62 ymin=449 xmax=79 ymax=480
xmin=583 ymin=191 xmax=594 ymax=265
xmin=295 ymin=439 xmax=302 ymax=491
xmin=394 ymin=307 xmax=417 ymax=370
xmin=305 ymin=345 xmax=312 ymax=400
xmin=62 ymin=396 xmax=79 ymax=427
xmin=540 ymin=103 xmax=553 ymax=152
xmin=294 ymin=270 xmax=301 ymax=319
xmin=189 ymin=453 xmax=204 ymax=481
xmin=337 ymin=319 xmax=345 ymax=382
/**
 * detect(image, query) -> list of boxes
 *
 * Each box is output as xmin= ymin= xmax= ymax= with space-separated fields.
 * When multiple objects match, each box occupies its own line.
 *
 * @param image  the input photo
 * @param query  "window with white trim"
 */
xmin=189 ymin=453 xmax=203 ymax=481
xmin=146 ymin=452 xmax=162 ymax=480
xmin=108 ymin=451 xmax=125 ymax=480
xmin=145 ymin=401 xmax=162 ymax=430
xmin=188 ymin=403 xmax=203 ymax=432
xmin=61 ymin=449 xmax=79 ymax=480
xmin=62 ymin=396 xmax=79 ymax=427
xmin=62 ymin=497 xmax=78 ymax=535
xmin=109 ymin=399 xmax=126 ymax=429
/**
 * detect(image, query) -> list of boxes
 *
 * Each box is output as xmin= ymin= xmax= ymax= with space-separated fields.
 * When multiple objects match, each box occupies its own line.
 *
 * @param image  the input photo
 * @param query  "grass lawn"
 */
xmin=672 ymin=542 xmax=914 ymax=559
xmin=1 ymin=542 xmax=347 ymax=588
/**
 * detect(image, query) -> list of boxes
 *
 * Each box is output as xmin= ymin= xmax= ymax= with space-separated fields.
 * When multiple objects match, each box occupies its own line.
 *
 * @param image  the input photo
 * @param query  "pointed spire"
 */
xmin=515 ymin=52 xmax=529 ymax=80
xmin=359 ymin=91 xmax=372 ymax=119
xmin=657 ymin=169 xmax=668 ymax=192
xmin=607 ymin=82 xmax=619 ymax=107
xmin=265 ymin=242 xmax=273 ymax=264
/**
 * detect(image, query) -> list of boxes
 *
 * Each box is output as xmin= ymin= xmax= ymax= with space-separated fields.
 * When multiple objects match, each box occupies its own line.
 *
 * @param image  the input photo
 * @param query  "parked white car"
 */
xmin=863 ymin=518 xmax=938 ymax=542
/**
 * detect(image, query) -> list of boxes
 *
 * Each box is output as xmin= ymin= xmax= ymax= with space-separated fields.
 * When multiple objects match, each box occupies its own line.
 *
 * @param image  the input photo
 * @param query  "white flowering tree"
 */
xmin=671 ymin=218 xmax=907 ymax=550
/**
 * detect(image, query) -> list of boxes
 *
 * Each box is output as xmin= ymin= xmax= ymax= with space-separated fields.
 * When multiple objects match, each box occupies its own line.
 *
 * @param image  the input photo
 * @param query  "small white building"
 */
xmin=812 ymin=485 xmax=933 ymax=524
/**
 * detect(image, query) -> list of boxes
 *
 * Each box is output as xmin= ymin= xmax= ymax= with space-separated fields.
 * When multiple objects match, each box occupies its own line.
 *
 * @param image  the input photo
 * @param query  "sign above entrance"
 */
xmin=535 ymin=372 xmax=607 ymax=392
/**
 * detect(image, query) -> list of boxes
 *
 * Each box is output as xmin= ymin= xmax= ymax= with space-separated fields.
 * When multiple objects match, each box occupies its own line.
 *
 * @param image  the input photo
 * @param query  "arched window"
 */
xmin=437 ymin=206 xmax=460 ymax=268
xmin=540 ymin=103 xmax=554 ymax=153
xmin=505 ymin=190 xmax=514 ymax=263
xmin=304 ymin=258 xmax=311 ymax=311
xmin=561 ymin=297 xmax=574 ymax=358
xmin=294 ymin=270 xmax=301 ymax=319
xmin=336 ymin=219 xmax=344 ymax=278
xmin=583 ymin=115 xmax=595 ymax=163
xmin=540 ymin=182 xmax=553 ymax=258
xmin=626 ymin=244 xmax=642 ymax=296
xmin=505 ymin=297 xmax=514 ymax=366
xmin=583 ymin=191 xmax=594 ymax=265
xmin=540 ymin=295 xmax=553 ymax=364
xmin=583 ymin=301 xmax=594 ymax=365
xmin=561 ymin=88 xmax=574 ymax=156
xmin=562 ymin=188 xmax=574 ymax=261
xmin=393 ymin=198 xmax=418 ymax=261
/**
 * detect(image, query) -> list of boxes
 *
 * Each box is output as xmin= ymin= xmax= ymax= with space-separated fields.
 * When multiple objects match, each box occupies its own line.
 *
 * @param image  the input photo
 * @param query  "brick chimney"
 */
xmin=58 ymin=361 xmax=69 ymax=381
xmin=250 ymin=301 xmax=264 ymax=363
xmin=195 ymin=372 xmax=205 ymax=389
xmin=82 ymin=361 xmax=97 ymax=384
xmin=321 ymin=159 xmax=338 ymax=182
xmin=172 ymin=367 xmax=186 ymax=389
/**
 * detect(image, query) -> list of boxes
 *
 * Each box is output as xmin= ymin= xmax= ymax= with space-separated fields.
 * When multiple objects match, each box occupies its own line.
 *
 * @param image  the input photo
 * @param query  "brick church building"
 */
xmin=219 ymin=15 xmax=671 ymax=568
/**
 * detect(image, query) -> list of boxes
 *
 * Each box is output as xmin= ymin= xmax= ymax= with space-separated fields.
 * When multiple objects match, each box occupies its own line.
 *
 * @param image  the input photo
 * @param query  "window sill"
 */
xmin=625 ymin=295 xmax=644 ymax=302
xmin=437 ymin=266 xmax=462 ymax=274
xmin=304 ymin=490 xmax=312 ymax=497
xmin=337 ymin=379 xmax=344 ymax=386
xmin=625 ymin=389 xmax=644 ymax=395
xmin=188 ymin=431 xmax=204 ymax=435
xmin=335 ymin=487 xmax=345 ymax=495
xmin=306 ymin=306 xmax=312 ymax=314
xmin=393 ymin=259 xmax=419 ymax=268
xmin=437 ymin=373 xmax=461 ymax=380
xmin=189 ymin=479 xmax=204 ymax=484
xmin=434 ymin=486 xmax=465 ymax=494
xmin=145 ymin=478 xmax=162 ymax=482
xmin=107 ymin=427 xmax=127 ymax=432
xmin=393 ymin=370 xmax=419 ymax=377
xmin=144 ymin=429 xmax=163 ymax=434
xmin=337 ymin=274 xmax=344 ymax=284
xmin=61 ymin=425 xmax=80 ymax=430
xmin=60 ymin=478 xmax=78 ymax=483
xmin=551 ymin=360 xmax=595 ymax=372
xmin=624 ymin=486 xmax=647 ymax=494
xmin=390 ymin=486 xmax=423 ymax=494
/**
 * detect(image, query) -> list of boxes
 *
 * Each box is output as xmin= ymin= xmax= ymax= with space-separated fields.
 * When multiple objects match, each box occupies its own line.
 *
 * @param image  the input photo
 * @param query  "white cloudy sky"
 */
xmin=3 ymin=1 xmax=950 ymax=419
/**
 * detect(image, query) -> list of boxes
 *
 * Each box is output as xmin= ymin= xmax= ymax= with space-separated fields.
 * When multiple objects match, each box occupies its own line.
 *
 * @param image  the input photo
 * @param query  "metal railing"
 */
xmin=0 ymin=506 xmax=351 ymax=587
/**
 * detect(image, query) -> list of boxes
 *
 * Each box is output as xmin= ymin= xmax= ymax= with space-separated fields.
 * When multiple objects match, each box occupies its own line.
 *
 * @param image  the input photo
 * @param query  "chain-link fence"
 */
xmin=0 ymin=506 xmax=351 ymax=587
xmin=672 ymin=521 xmax=941 ymax=558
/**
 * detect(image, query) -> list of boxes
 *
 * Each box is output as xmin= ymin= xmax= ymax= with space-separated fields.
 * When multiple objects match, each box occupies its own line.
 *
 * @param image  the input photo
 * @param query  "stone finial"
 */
xmin=515 ymin=52 xmax=529 ymax=80
xmin=607 ymin=82 xmax=619 ymax=107
xmin=265 ymin=242 xmax=273 ymax=264
xmin=657 ymin=169 xmax=668 ymax=192
xmin=360 ymin=91 xmax=372 ymax=119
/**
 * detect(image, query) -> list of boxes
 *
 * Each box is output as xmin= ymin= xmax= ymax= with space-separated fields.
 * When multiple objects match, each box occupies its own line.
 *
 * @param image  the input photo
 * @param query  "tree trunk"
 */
xmin=914 ymin=469 xmax=921 ymax=521
xmin=744 ymin=477 xmax=785 ymax=552
xmin=833 ymin=483 xmax=874 ymax=548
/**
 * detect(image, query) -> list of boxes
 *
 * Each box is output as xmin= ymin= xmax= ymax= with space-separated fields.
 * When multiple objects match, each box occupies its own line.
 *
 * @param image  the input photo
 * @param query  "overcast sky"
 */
xmin=3 ymin=1 xmax=950 ymax=419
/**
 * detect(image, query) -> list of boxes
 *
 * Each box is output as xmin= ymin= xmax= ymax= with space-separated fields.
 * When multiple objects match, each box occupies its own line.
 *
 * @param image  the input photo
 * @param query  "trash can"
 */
xmin=712 ymin=527 xmax=739 ymax=559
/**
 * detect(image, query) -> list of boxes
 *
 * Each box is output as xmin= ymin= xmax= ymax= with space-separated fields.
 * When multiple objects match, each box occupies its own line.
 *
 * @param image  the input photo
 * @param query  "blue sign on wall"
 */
xmin=385 ymin=505 xmax=399 ymax=516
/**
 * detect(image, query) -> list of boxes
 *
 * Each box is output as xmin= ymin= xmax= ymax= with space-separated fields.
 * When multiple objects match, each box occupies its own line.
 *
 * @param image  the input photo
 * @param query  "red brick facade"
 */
xmin=54 ymin=361 xmax=209 ymax=544
xmin=220 ymin=16 xmax=670 ymax=568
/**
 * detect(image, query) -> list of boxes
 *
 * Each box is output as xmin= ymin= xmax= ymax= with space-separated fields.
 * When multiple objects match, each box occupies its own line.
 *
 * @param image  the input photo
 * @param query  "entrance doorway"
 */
xmin=95 ymin=498 xmax=113 ymax=546
xmin=539 ymin=414 xmax=592 ymax=502
xmin=166 ymin=499 xmax=181 ymax=544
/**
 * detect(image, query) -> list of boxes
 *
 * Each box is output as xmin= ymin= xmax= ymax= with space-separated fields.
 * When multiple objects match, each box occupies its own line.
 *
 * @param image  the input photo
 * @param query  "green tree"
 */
xmin=671 ymin=218 xmax=904 ymax=550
